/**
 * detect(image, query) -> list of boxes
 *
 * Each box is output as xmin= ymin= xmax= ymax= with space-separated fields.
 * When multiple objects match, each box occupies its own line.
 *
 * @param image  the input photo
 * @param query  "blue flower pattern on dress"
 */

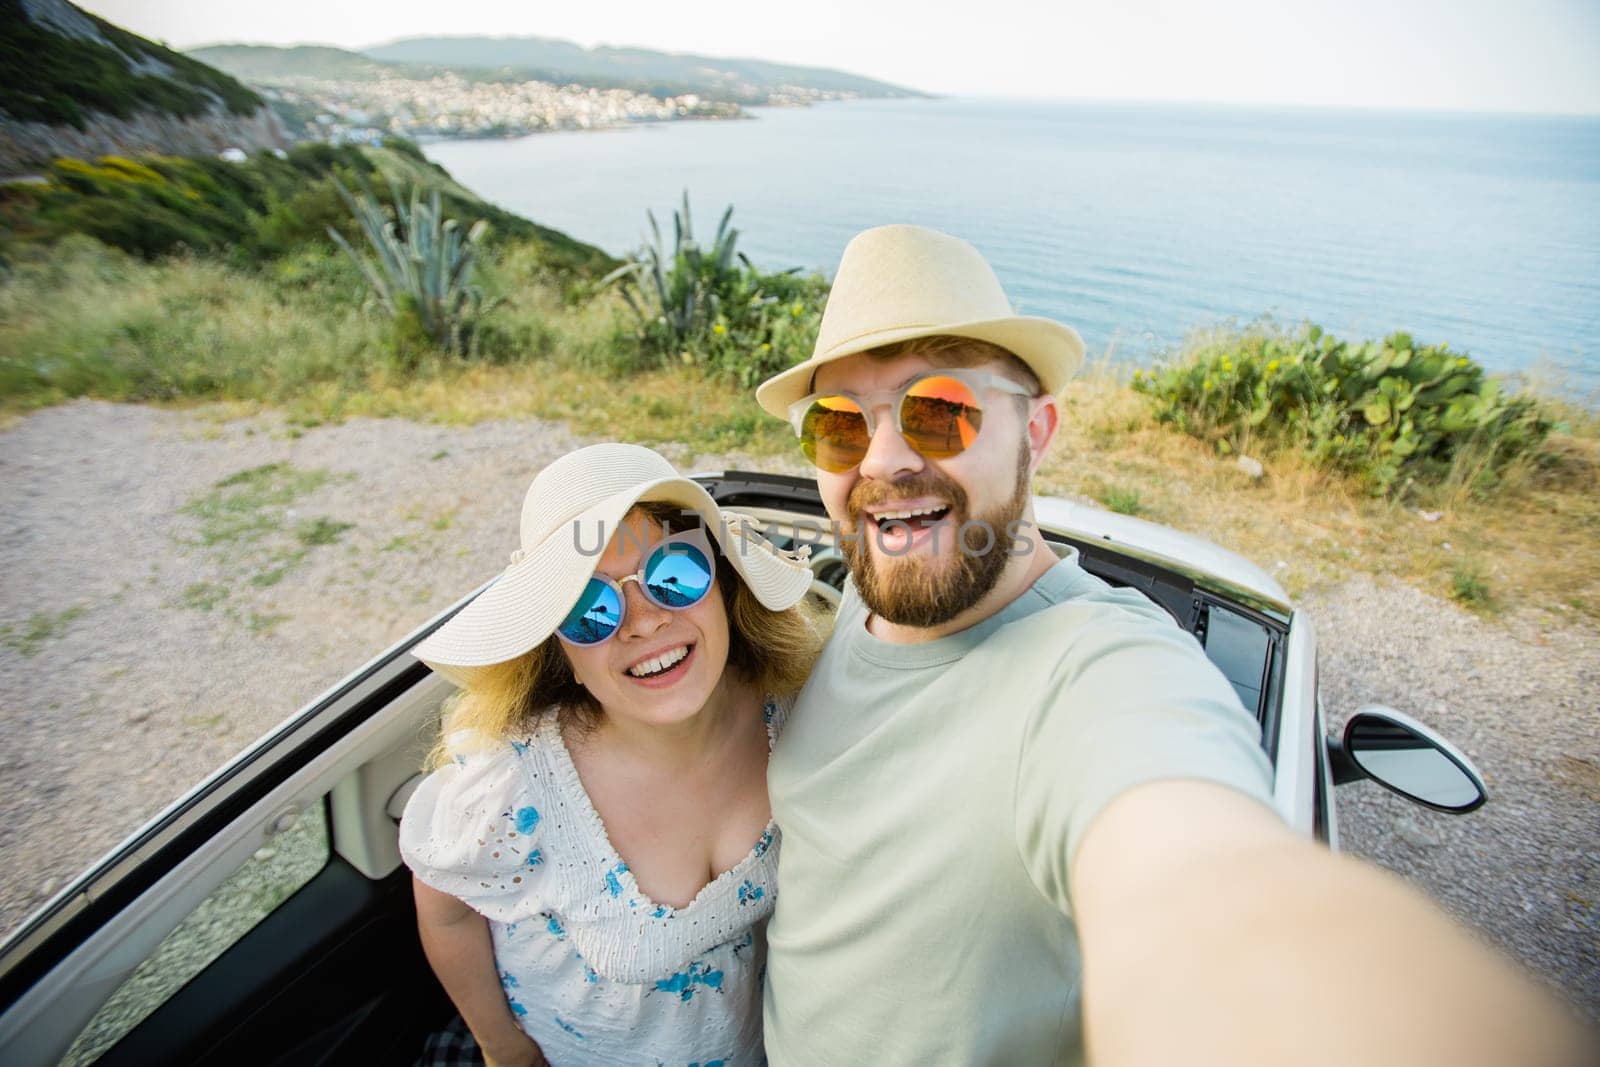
xmin=554 ymin=1014 xmax=585 ymax=1039
xmin=500 ymin=971 xmax=519 ymax=990
xmin=604 ymin=861 xmax=629 ymax=898
xmin=546 ymin=915 xmax=566 ymax=940
xmin=514 ymin=806 xmax=541 ymax=834
xmin=752 ymin=828 xmax=774 ymax=857
xmin=526 ymin=849 xmax=544 ymax=867
xmin=736 ymin=880 xmax=764 ymax=906
xmin=653 ymin=961 xmax=724 ymax=1002
xmin=652 ymin=904 xmax=671 ymax=919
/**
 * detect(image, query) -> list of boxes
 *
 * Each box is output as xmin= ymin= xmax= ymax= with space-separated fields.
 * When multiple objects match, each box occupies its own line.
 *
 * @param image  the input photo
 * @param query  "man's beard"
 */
xmin=841 ymin=439 xmax=1031 ymax=629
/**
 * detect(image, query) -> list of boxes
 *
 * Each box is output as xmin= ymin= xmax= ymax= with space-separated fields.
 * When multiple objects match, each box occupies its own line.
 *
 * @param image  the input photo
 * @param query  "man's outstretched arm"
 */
xmin=1070 ymin=780 xmax=1595 ymax=1067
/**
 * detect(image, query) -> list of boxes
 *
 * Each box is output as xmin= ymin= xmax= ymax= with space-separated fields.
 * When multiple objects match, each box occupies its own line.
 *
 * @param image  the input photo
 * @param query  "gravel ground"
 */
xmin=1 ymin=399 xmax=1595 ymax=1025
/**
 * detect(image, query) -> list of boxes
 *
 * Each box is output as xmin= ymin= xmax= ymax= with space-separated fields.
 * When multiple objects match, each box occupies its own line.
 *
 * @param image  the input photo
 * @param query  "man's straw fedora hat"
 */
xmin=412 ymin=443 xmax=813 ymax=689
xmin=756 ymin=224 xmax=1086 ymax=418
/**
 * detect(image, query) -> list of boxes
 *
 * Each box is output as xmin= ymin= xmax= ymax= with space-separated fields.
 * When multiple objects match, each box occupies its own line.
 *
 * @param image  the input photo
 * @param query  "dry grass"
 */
xmin=1037 ymin=372 xmax=1600 ymax=621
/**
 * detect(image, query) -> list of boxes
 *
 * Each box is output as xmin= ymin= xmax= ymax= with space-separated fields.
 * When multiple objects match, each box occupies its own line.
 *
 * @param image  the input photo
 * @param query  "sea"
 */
xmin=424 ymin=97 xmax=1600 ymax=397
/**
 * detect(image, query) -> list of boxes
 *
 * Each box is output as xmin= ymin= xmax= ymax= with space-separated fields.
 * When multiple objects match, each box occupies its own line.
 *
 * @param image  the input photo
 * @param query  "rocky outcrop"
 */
xmin=0 ymin=0 xmax=287 ymax=173
xmin=0 ymin=104 xmax=292 ymax=174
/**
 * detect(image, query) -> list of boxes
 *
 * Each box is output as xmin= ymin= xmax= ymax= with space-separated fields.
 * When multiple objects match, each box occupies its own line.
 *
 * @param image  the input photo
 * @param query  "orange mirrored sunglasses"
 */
xmin=786 ymin=370 xmax=1034 ymax=473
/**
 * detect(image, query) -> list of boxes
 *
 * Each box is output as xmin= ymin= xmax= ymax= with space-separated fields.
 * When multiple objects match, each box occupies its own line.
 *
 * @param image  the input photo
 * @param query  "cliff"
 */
xmin=0 ymin=0 xmax=292 ymax=174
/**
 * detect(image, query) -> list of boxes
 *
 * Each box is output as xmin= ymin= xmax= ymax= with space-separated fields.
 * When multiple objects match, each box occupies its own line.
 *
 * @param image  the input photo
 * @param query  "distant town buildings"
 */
xmin=256 ymin=72 xmax=758 ymax=143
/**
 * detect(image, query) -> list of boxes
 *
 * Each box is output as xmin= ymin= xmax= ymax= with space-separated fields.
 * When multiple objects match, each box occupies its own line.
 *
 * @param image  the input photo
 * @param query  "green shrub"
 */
xmin=601 ymin=193 xmax=825 ymax=387
xmin=249 ymin=177 xmax=363 ymax=259
xmin=3 ymin=142 xmax=615 ymax=277
xmin=1448 ymin=562 xmax=1493 ymax=610
xmin=10 ymin=148 xmax=376 ymax=260
xmin=1132 ymin=323 xmax=1552 ymax=496
xmin=1097 ymin=485 xmax=1147 ymax=516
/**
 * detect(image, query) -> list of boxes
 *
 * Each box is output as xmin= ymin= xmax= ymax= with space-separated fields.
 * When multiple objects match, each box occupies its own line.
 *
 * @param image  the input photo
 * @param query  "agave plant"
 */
xmin=601 ymin=191 xmax=759 ymax=352
xmin=327 ymin=176 xmax=494 ymax=356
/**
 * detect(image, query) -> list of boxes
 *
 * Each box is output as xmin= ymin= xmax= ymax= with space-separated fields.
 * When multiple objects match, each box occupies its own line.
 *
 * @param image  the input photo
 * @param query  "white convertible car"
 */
xmin=0 ymin=471 xmax=1487 ymax=1066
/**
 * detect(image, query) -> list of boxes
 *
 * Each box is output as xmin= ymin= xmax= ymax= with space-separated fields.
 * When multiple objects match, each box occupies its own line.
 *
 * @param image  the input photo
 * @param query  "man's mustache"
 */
xmin=845 ymin=470 xmax=969 ymax=519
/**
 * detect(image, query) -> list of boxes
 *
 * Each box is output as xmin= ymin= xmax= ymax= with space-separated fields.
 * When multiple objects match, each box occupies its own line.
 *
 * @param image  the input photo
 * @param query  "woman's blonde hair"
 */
xmin=427 ymin=502 xmax=823 ymax=767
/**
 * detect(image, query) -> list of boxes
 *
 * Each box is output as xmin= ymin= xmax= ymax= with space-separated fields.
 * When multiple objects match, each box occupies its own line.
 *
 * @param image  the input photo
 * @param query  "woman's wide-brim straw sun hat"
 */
xmin=755 ymin=223 xmax=1087 ymax=418
xmin=412 ymin=443 xmax=814 ymax=689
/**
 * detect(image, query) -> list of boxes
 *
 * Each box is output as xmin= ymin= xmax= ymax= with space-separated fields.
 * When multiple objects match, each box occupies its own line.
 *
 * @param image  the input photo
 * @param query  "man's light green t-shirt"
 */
xmin=763 ymin=550 xmax=1275 ymax=1065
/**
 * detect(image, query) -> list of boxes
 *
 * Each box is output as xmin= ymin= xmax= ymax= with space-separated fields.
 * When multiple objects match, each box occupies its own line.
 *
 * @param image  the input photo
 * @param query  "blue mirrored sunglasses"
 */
xmin=556 ymin=527 xmax=716 ymax=646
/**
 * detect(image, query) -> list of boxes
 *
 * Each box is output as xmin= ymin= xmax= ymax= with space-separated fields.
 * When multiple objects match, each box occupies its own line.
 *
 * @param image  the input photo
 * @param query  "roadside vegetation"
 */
xmin=0 ymin=143 xmax=1593 ymax=621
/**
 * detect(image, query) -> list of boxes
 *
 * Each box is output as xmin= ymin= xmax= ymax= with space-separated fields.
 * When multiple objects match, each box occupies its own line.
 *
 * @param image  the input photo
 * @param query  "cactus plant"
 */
xmin=598 ymin=192 xmax=826 ymax=385
xmin=327 ymin=175 xmax=494 ymax=357
xmin=601 ymin=191 xmax=750 ymax=348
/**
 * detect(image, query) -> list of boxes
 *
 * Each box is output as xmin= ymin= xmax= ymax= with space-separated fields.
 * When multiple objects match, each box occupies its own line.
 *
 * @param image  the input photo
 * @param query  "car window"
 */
xmin=58 ymin=804 xmax=330 ymax=1066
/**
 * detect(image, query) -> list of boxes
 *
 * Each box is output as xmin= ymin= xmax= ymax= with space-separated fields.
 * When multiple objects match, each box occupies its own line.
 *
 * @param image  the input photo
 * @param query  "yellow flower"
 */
xmin=1221 ymin=359 xmax=1233 ymax=372
xmin=758 ymin=343 xmax=771 ymax=352
xmin=1267 ymin=360 xmax=1280 ymax=372
xmin=1203 ymin=378 xmax=1213 ymax=391
xmin=712 ymin=322 xmax=726 ymax=335
xmin=791 ymin=303 xmax=804 ymax=317
xmin=1456 ymin=357 xmax=1469 ymax=367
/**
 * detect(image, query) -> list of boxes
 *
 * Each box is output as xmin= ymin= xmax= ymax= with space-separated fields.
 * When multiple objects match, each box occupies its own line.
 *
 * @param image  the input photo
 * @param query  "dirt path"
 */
xmin=1 ymin=399 xmax=1595 ymax=1020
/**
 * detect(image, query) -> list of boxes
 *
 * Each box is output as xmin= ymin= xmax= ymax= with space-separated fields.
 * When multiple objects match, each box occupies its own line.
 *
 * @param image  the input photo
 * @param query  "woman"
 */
xmin=399 ymin=443 xmax=821 ymax=1067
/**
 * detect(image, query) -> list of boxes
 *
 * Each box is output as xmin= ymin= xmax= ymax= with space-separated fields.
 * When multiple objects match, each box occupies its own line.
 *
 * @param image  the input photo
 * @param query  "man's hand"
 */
xmin=1070 ymin=780 xmax=1595 ymax=1067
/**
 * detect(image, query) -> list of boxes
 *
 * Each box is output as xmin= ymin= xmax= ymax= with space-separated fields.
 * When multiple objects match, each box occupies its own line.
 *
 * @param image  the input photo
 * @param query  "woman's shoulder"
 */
xmin=397 ymin=719 xmax=566 ymax=920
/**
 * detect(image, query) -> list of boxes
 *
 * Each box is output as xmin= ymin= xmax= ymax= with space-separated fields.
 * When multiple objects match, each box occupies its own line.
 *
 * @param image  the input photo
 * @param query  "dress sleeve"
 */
xmin=398 ymin=738 xmax=551 ymax=922
xmin=1012 ymin=591 xmax=1277 ymax=914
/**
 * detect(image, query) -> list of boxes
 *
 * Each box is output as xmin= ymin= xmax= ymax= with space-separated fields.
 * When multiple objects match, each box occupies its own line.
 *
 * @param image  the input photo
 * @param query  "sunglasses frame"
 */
xmin=555 ymin=525 xmax=718 ymax=646
xmin=786 ymin=368 xmax=1036 ymax=471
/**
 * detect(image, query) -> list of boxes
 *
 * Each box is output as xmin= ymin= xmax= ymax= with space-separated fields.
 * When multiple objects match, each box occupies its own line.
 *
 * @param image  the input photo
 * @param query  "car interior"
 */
xmin=0 ymin=473 xmax=1291 ymax=1066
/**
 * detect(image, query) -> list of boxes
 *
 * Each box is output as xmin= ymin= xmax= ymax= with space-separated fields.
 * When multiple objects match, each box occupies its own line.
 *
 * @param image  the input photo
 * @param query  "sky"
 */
xmin=82 ymin=0 xmax=1600 ymax=115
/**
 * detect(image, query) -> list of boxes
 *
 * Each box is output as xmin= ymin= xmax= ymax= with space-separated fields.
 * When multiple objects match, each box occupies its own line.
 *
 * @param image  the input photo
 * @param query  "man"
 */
xmin=752 ymin=224 xmax=1592 ymax=1065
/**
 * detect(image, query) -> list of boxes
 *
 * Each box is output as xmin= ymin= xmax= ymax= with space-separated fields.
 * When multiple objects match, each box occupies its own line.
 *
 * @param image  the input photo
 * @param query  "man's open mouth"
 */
xmin=869 ymin=503 xmax=951 ymax=530
xmin=863 ymin=502 xmax=955 ymax=556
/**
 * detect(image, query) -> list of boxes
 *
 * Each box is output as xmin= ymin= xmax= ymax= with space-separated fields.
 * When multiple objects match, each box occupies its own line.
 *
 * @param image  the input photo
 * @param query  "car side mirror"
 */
xmin=1326 ymin=705 xmax=1487 ymax=814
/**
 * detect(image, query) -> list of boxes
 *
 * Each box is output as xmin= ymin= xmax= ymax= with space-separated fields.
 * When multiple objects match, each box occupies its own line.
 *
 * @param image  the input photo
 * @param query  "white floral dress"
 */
xmin=398 ymin=699 xmax=784 ymax=1067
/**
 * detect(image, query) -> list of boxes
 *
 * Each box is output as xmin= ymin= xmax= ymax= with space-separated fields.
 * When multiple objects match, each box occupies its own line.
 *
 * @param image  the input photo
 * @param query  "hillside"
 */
xmin=363 ymin=36 xmax=925 ymax=102
xmin=192 ymin=44 xmax=698 ymax=99
xmin=0 ymin=0 xmax=289 ymax=173
xmin=186 ymin=45 xmax=409 ymax=85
